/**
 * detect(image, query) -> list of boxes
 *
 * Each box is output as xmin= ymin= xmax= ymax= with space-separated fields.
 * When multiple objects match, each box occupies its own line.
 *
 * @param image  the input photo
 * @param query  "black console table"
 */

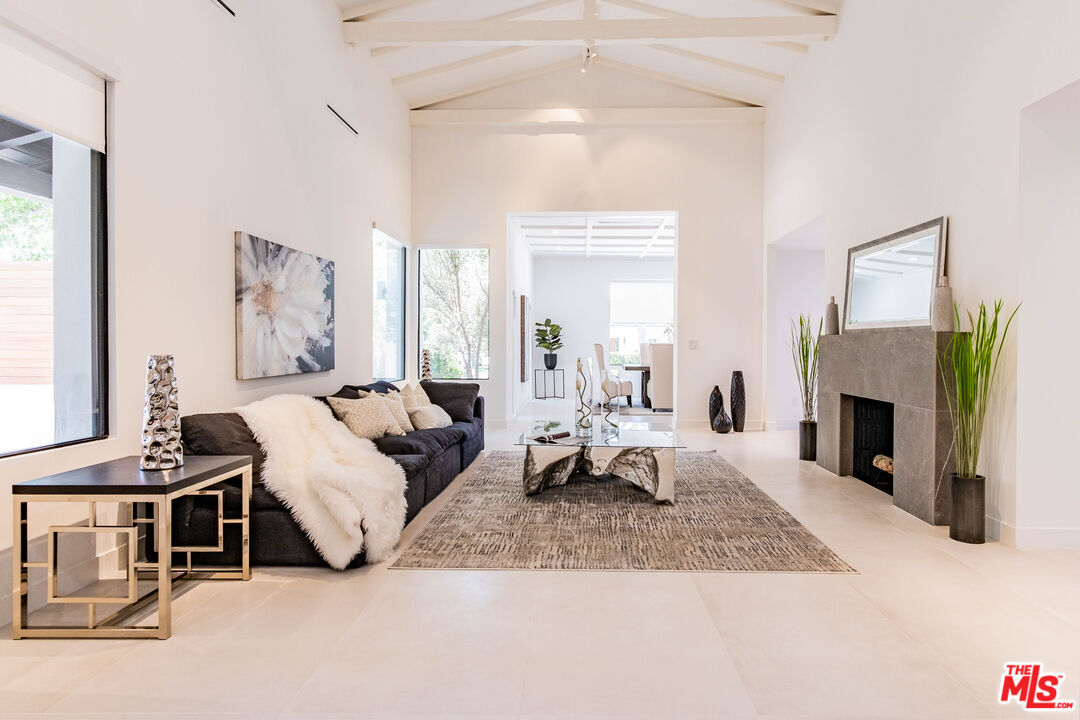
xmin=12 ymin=455 xmax=252 ymax=639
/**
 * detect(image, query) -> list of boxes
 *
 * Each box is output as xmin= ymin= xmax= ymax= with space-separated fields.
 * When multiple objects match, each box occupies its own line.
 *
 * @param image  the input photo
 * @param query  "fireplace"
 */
xmin=851 ymin=396 xmax=894 ymax=495
xmin=817 ymin=328 xmax=956 ymax=525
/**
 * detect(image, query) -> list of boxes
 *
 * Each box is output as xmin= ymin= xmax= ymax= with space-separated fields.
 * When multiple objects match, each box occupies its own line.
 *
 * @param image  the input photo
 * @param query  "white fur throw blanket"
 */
xmin=236 ymin=394 xmax=407 ymax=569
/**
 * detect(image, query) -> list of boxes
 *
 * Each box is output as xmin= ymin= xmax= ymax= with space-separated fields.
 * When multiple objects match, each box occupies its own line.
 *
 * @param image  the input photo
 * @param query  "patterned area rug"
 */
xmin=392 ymin=451 xmax=854 ymax=573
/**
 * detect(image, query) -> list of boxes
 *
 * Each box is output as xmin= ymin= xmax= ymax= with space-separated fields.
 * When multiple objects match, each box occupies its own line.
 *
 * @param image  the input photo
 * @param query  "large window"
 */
xmin=0 ymin=111 xmax=107 ymax=457
xmin=608 ymin=280 xmax=674 ymax=366
xmin=372 ymin=229 xmax=405 ymax=380
xmin=418 ymin=248 xmax=489 ymax=379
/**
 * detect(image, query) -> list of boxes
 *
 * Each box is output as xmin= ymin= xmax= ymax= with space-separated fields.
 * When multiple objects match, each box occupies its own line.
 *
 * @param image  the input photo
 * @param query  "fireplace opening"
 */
xmin=852 ymin=396 xmax=894 ymax=495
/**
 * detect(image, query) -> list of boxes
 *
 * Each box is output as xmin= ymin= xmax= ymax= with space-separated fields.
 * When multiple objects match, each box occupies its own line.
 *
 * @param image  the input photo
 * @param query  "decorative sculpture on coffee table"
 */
xmin=730 ymin=371 xmax=745 ymax=432
xmin=575 ymin=356 xmax=593 ymax=433
xmin=421 ymin=349 xmax=432 ymax=381
xmin=141 ymin=354 xmax=183 ymax=470
xmin=708 ymin=385 xmax=732 ymax=434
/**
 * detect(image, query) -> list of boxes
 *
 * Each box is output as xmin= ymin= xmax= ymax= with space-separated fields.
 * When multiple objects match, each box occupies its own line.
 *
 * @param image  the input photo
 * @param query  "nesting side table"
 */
xmin=12 ymin=455 xmax=252 ymax=639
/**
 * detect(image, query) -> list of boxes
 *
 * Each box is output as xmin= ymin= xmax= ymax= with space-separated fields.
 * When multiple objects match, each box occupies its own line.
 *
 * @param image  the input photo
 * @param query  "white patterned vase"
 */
xmin=141 ymin=354 xmax=183 ymax=470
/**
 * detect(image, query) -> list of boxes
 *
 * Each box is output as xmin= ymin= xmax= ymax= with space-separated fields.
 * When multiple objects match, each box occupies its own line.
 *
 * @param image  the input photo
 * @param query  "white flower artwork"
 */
xmin=235 ymin=232 xmax=335 ymax=379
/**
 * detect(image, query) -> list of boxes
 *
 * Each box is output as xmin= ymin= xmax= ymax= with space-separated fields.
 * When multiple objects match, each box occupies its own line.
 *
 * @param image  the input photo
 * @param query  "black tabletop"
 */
xmin=13 ymin=455 xmax=252 ymax=496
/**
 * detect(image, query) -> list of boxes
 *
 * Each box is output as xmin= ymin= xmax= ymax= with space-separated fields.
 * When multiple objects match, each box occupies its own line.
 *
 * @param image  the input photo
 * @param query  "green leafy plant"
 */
xmin=534 ymin=318 xmax=564 ymax=353
xmin=790 ymin=315 xmax=822 ymax=422
xmin=940 ymin=300 xmax=1019 ymax=479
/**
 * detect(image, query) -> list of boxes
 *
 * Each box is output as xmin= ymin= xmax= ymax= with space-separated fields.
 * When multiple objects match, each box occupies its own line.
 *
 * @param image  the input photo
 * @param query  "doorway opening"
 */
xmin=766 ymin=217 xmax=825 ymax=431
xmin=506 ymin=211 xmax=677 ymax=422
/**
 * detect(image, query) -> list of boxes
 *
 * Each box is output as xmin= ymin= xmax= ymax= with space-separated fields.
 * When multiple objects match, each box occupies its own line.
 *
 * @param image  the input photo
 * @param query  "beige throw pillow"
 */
xmin=327 ymin=395 xmax=405 ymax=439
xmin=409 ymin=403 xmax=453 ymax=430
xmin=379 ymin=391 xmax=415 ymax=433
xmin=399 ymin=382 xmax=431 ymax=412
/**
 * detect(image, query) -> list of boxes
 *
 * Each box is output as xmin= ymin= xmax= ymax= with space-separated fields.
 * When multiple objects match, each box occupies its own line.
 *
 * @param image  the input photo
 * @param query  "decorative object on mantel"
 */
xmin=420 ymin=349 xmax=432 ymax=381
xmin=140 ymin=354 xmax=183 ymax=470
xmin=234 ymin=231 xmax=334 ymax=379
xmin=824 ymin=296 xmax=840 ymax=335
xmin=940 ymin=299 xmax=1019 ymax=543
xmin=843 ymin=217 xmax=948 ymax=331
xmin=534 ymin=317 xmax=563 ymax=370
xmin=932 ymin=277 xmax=955 ymax=332
xmin=708 ymin=386 xmax=732 ymax=434
xmin=730 ymin=371 xmax=746 ymax=432
xmin=791 ymin=314 xmax=822 ymax=461
xmin=574 ymin=356 xmax=593 ymax=433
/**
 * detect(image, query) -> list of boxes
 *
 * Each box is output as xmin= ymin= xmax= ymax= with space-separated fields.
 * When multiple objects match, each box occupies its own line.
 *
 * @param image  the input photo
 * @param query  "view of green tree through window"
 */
xmin=418 ymin=248 xmax=489 ymax=379
xmin=0 ymin=110 xmax=107 ymax=457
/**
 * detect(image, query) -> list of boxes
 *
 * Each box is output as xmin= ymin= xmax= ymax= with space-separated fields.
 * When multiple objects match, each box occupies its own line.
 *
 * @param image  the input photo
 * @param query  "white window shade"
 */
xmin=609 ymin=281 xmax=674 ymax=325
xmin=0 ymin=23 xmax=105 ymax=153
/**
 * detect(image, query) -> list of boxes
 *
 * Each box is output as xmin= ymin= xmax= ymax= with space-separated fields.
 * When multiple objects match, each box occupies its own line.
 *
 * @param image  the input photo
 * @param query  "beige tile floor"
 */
xmin=2 ymin=407 xmax=1079 ymax=719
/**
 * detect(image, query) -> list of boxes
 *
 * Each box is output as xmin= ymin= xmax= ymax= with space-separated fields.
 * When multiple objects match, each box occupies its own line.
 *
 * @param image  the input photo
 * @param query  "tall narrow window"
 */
xmin=372 ymin=229 xmax=405 ymax=380
xmin=608 ymin=281 xmax=674 ymax=366
xmin=418 ymin=248 xmax=489 ymax=379
xmin=0 ymin=111 xmax=107 ymax=457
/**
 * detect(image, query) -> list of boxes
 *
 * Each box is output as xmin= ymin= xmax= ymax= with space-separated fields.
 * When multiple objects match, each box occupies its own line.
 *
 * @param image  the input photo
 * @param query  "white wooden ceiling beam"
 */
xmin=600 ymin=0 xmax=812 ymax=53
xmin=769 ymin=0 xmax=841 ymax=15
xmin=343 ymin=16 xmax=838 ymax=46
xmin=585 ymin=217 xmax=594 ymax=258
xmin=650 ymin=44 xmax=784 ymax=83
xmin=392 ymin=47 xmax=526 ymax=86
xmin=639 ymin=217 xmax=671 ymax=259
xmin=409 ymin=106 xmax=766 ymax=126
xmin=370 ymin=0 xmax=579 ymax=57
xmin=410 ymin=57 xmax=581 ymax=109
xmin=341 ymin=0 xmax=429 ymax=22
xmin=596 ymin=57 xmax=765 ymax=106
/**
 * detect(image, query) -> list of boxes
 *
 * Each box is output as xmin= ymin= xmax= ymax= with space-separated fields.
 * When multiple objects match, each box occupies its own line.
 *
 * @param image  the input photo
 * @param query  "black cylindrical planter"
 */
xmin=730 ymin=371 xmax=745 ymax=432
xmin=950 ymin=474 xmax=986 ymax=544
xmin=544 ymin=353 xmax=558 ymax=370
xmin=799 ymin=421 xmax=817 ymax=461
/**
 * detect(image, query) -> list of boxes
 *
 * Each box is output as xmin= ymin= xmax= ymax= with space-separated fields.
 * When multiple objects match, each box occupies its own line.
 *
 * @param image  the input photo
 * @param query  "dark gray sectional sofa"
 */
xmin=173 ymin=381 xmax=483 ymax=569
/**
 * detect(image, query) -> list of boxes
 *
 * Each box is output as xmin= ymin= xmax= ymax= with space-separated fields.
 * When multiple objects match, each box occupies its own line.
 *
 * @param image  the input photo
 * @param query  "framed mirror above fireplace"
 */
xmin=843 ymin=217 xmax=948 ymax=331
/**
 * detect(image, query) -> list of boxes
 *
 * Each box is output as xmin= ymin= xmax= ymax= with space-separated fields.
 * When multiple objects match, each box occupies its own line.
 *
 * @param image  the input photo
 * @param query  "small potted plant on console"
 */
xmin=535 ymin=318 xmax=564 ymax=370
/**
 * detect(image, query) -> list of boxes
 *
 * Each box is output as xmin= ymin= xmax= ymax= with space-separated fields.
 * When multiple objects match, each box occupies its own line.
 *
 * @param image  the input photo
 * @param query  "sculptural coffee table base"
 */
xmin=523 ymin=444 xmax=675 ymax=503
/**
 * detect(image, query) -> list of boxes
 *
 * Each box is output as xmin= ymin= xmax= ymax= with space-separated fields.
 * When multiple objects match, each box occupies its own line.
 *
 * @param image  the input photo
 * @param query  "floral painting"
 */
xmin=235 ymin=231 xmax=334 ymax=379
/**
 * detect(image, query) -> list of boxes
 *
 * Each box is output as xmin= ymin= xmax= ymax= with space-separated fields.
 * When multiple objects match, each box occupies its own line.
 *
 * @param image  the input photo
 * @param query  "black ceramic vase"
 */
xmin=544 ymin=353 xmax=558 ymax=370
xmin=730 ymin=371 xmax=745 ymax=432
xmin=950 ymin=474 xmax=986 ymax=544
xmin=799 ymin=421 xmax=817 ymax=461
xmin=709 ymin=386 xmax=732 ymax=434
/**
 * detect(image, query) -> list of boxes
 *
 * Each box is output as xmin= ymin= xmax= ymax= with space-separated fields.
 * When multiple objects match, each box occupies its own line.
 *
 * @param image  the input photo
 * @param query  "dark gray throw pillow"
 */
xmin=420 ymin=381 xmax=480 ymax=423
xmin=180 ymin=412 xmax=265 ymax=481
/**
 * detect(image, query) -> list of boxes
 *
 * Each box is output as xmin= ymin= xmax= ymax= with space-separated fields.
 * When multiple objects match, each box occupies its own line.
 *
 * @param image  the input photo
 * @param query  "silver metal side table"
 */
xmin=12 ymin=455 xmax=252 ymax=640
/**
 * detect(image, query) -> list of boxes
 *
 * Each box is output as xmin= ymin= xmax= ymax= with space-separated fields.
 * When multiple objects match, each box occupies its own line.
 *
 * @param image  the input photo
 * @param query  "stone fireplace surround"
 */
xmin=817 ymin=328 xmax=956 ymax=524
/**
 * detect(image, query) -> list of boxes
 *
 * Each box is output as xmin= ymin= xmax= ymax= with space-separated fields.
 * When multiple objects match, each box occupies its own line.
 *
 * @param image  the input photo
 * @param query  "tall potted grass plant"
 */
xmin=940 ymin=300 xmax=1019 ymax=543
xmin=790 ymin=315 xmax=822 ymax=461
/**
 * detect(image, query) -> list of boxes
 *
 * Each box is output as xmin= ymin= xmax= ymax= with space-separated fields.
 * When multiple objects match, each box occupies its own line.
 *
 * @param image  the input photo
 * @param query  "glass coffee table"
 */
xmin=515 ymin=420 xmax=684 ymax=503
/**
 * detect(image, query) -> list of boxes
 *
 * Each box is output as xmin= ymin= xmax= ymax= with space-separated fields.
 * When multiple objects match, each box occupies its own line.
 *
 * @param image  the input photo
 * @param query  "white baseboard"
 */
xmin=1012 ymin=524 xmax=1080 ymax=549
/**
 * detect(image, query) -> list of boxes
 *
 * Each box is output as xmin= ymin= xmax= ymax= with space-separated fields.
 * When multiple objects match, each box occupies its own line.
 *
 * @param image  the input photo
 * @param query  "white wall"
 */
xmin=412 ymin=124 xmax=764 ymax=426
xmin=762 ymin=0 xmax=1080 ymax=545
xmin=1 ymin=0 xmax=410 ymax=617
xmin=507 ymin=223 xmax=535 ymax=416
xmin=1017 ymin=79 xmax=1080 ymax=548
xmin=765 ymin=247 xmax=824 ymax=431
xmin=531 ymin=255 xmax=674 ymax=405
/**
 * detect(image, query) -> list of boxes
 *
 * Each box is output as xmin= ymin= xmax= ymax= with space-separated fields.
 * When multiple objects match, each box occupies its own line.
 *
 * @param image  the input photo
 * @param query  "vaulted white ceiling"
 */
xmin=337 ymin=0 xmax=840 ymax=124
